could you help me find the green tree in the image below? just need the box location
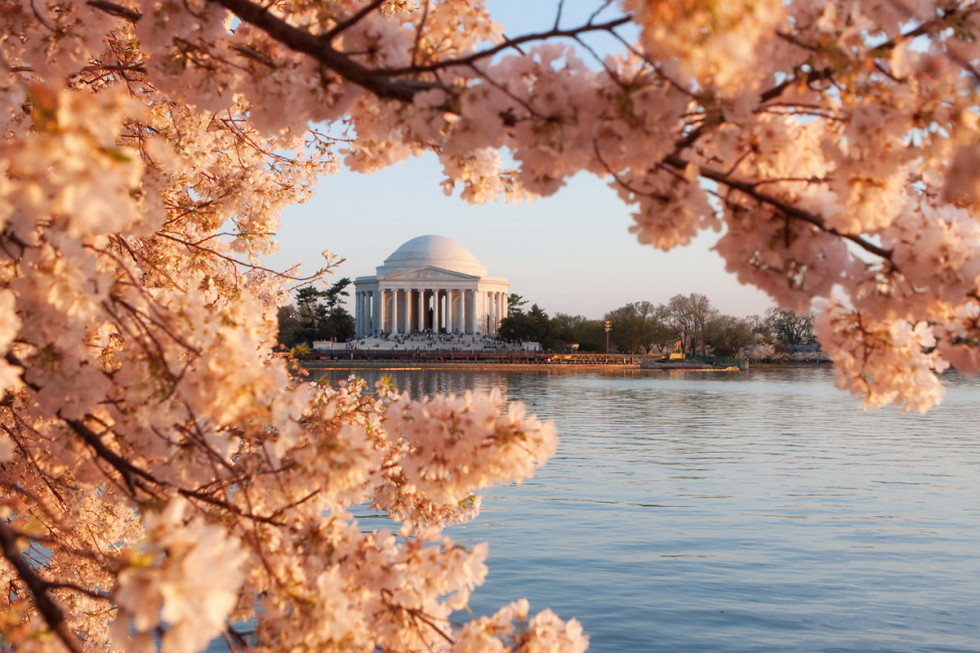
[604,301,673,354]
[295,286,328,344]
[322,308,356,343]
[526,304,550,342]
[543,314,606,352]
[574,319,607,353]
[507,293,528,317]
[497,313,530,341]
[320,278,355,342]
[283,279,355,346]
[545,313,584,350]
[499,303,549,343]
[322,277,352,311]
[277,304,302,347]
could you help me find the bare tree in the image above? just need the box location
[764,307,817,349]
[705,314,757,357]
[666,294,718,357]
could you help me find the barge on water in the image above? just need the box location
[639,359,744,372]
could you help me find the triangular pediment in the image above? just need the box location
[380,266,480,281]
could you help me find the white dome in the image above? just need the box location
[377,235,487,276]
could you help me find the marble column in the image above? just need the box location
[362,291,368,336]
[363,291,370,335]
[437,289,444,332]
[354,291,364,336]
[365,291,372,335]
[394,290,402,334]
[471,290,478,334]
[448,290,456,333]
[495,291,501,332]
[488,291,495,333]
[356,292,362,336]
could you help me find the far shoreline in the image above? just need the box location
[302,360,641,372]
[301,360,833,373]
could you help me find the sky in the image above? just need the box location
[267,154,775,320]
[263,1,777,320]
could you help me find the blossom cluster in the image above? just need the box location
[384,389,558,513]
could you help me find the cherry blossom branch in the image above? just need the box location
[72,404,300,526]
[1,423,68,509]
[759,66,834,103]
[410,0,431,69]
[406,606,455,645]
[377,585,455,645]
[178,486,288,526]
[222,624,251,651]
[45,580,111,601]
[664,154,894,261]
[208,0,432,102]
[105,292,202,363]
[322,0,387,42]
[78,405,302,527]
[60,414,158,496]
[9,515,109,574]
[155,230,333,283]
[605,31,699,99]
[878,1,978,55]
[0,521,85,653]
[207,0,630,102]
[62,407,296,528]
[377,16,633,76]
[756,103,845,121]
[86,0,141,22]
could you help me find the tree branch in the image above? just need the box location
[208,0,631,104]
[0,522,85,653]
[378,16,633,77]
[322,0,386,42]
[86,0,141,22]
[60,414,157,496]
[207,0,433,102]
[664,154,893,261]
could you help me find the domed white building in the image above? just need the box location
[353,235,510,337]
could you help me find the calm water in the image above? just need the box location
[325,367,980,652]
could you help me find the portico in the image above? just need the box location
[354,236,509,337]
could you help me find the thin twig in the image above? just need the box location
[323,0,387,42]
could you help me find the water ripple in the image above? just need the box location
[315,367,980,653]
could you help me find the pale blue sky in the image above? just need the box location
[268,153,774,320]
[265,1,776,320]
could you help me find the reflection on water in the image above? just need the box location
[314,368,512,400]
[321,367,980,652]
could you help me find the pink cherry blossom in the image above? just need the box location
[3,1,980,650]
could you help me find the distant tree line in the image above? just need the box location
[499,293,819,359]
[277,278,356,347]
[276,286,819,360]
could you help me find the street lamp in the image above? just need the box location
[604,320,611,354]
